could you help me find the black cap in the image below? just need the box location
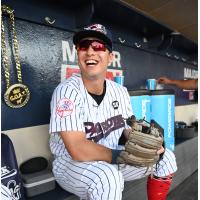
[73,23,113,52]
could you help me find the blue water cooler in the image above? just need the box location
[150,90,175,151]
[129,90,151,122]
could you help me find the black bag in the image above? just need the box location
[1,133,25,200]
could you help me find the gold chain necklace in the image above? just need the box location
[1,5,30,108]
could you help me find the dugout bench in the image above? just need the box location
[3,130,197,200]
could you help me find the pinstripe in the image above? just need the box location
[56,160,91,186]
[54,160,107,199]
[77,162,104,199]
[109,82,118,112]
[60,85,65,130]
[122,166,147,178]
[84,87,92,120]
[54,87,58,132]
[59,178,86,195]
[73,92,79,130]
[158,159,169,176]
[67,162,102,197]
[123,88,133,117]
[55,166,92,198]
[164,149,177,172]
[68,88,74,130]
[57,143,63,157]
[105,82,117,146]
[107,82,118,144]
[98,162,119,200]
[49,74,177,199]
[63,86,69,130]
[51,86,59,132]
[115,85,126,114]
[92,163,112,200]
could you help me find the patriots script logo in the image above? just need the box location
[84,115,125,143]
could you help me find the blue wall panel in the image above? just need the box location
[1,17,197,131]
[1,19,73,130]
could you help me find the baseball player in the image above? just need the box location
[49,23,177,200]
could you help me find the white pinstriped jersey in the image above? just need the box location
[49,73,133,160]
[49,74,177,199]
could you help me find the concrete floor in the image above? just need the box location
[167,170,198,200]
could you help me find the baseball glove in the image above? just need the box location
[117,116,164,167]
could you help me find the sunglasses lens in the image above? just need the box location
[78,40,90,51]
[91,41,106,51]
[77,40,106,51]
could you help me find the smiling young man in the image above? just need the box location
[49,23,177,200]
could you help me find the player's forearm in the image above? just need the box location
[71,139,112,162]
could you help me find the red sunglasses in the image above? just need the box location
[77,40,107,51]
